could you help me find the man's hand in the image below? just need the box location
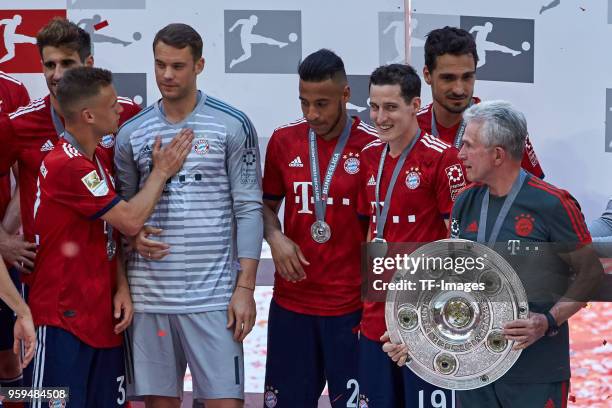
[503,312,548,350]
[226,286,256,342]
[151,128,194,178]
[13,313,36,368]
[113,283,134,334]
[381,331,410,367]
[132,225,170,260]
[0,234,36,273]
[267,231,309,282]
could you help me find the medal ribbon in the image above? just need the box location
[477,169,527,246]
[431,99,473,148]
[374,129,421,241]
[308,115,352,224]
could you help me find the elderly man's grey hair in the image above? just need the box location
[463,100,527,161]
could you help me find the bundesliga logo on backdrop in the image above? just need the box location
[347,75,372,124]
[224,10,302,73]
[112,73,147,107]
[0,10,66,73]
[378,12,535,83]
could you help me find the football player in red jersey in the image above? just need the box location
[29,67,191,407]
[0,71,32,402]
[0,18,141,280]
[417,26,544,178]
[262,49,377,407]
[357,64,463,407]
[0,19,142,393]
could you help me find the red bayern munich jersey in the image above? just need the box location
[357,132,466,341]
[0,95,139,283]
[29,140,121,348]
[416,98,545,178]
[263,116,377,316]
[0,72,30,220]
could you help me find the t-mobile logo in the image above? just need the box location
[293,181,313,214]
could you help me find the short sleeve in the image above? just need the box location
[118,99,142,125]
[357,153,373,218]
[262,132,285,201]
[47,157,120,219]
[548,190,592,247]
[435,147,466,218]
[14,83,30,109]
[0,114,19,175]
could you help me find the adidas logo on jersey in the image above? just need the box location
[367,175,376,186]
[40,139,54,152]
[140,144,152,157]
[289,156,304,168]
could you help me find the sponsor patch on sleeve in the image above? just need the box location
[445,164,467,201]
[81,170,109,197]
[240,148,258,184]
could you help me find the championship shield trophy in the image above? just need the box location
[385,239,529,390]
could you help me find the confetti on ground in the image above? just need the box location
[568,302,612,407]
[185,285,611,407]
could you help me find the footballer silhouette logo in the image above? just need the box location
[225,10,301,73]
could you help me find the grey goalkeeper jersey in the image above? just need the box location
[114,91,263,313]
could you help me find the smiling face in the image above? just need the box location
[424,53,476,115]
[299,78,349,138]
[369,83,420,145]
[41,45,92,97]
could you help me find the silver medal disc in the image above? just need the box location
[311,220,331,243]
[107,239,117,260]
[369,237,388,258]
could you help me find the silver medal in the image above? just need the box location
[311,220,331,243]
[369,236,388,258]
[106,239,116,260]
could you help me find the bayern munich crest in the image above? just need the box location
[405,171,420,190]
[49,398,67,408]
[405,167,422,190]
[264,386,278,407]
[194,138,210,155]
[514,213,535,237]
[100,134,115,148]
[343,155,360,174]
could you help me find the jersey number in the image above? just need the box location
[419,389,448,408]
[117,375,126,405]
[346,378,359,407]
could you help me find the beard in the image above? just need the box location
[438,94,472,114]
[313,101,345,138]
